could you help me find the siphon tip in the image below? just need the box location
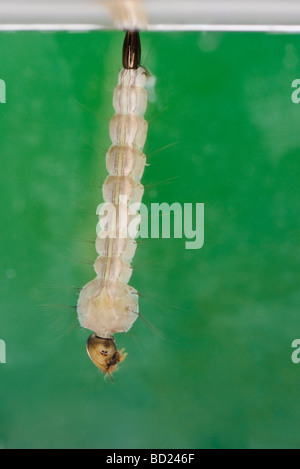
[122,31,141,70]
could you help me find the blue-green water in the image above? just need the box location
[0,31,300,449]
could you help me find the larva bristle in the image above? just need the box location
[147,141,179,159]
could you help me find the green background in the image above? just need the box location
[0,31,300,449]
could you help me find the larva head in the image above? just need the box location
[86,334,127,378]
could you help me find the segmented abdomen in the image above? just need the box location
[77,66,149,338]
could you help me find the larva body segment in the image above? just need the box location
[103,175,144,204]
[110,113,148,149]
[113,84,147,116]
[106,145,146,181]
[95,236,137,263]
[77,34,150,377]
[77,278,139,336]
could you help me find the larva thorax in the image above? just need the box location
[77,32,150,377]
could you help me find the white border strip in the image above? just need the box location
[1,24,300,33]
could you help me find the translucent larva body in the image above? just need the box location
[77,32,150,377]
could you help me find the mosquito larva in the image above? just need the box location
[77,31,151,378]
